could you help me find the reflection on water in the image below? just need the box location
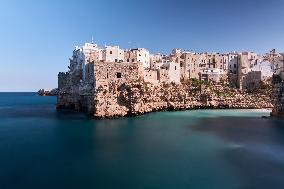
[0,93,284,189]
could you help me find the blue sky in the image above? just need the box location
[0,0,284,91]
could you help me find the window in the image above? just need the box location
[175,66,177,70]
[180,63,183,67]
[115,59,117,62]
[116,72,122,78]
[127,59,129,62]
[139,54,141,56]
[234,64,236,68]
[110,51,112,54]
[107,73,109,78]
[132,59,135,62]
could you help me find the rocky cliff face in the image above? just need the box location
[271,82,284,118]
[57,79,273,118]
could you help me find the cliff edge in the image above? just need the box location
[57,79,273,118]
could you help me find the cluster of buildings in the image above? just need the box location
[60,41,284,91]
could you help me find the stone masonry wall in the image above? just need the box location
[93,62,144,86]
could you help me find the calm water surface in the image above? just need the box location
[0,92,284,189]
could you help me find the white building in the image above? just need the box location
[158,61,181,83]
[200,68,225,82]
[124,48,150,68]
[228,53,238,74]
[251,61,274,81]
[101,45,124,63]
[73,43,100,81]
[150,54,162,69]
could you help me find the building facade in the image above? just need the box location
[101,46,124,63]
[124,48,150,68]
[60,41,280,92]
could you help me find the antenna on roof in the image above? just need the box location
[91,36,94,44]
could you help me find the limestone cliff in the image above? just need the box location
[57,79,273,118]
[271,80,284,118]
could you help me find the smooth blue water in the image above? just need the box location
[0,93,284,189]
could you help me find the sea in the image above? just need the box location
[0,92,284,189]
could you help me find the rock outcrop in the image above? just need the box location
[57,79,273,118]
[271,80,284,118]
[38,88,59,96]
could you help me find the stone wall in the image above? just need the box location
[93,62,144,86]
[143,70,159,84]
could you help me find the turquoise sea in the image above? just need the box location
[0,92,284,189]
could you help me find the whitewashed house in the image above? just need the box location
[250,61,274,81]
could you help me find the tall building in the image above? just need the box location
[124,48,150,68]
[72,43,100,81]
[101,46,124,63]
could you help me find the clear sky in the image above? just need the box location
[0,0,284,91]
